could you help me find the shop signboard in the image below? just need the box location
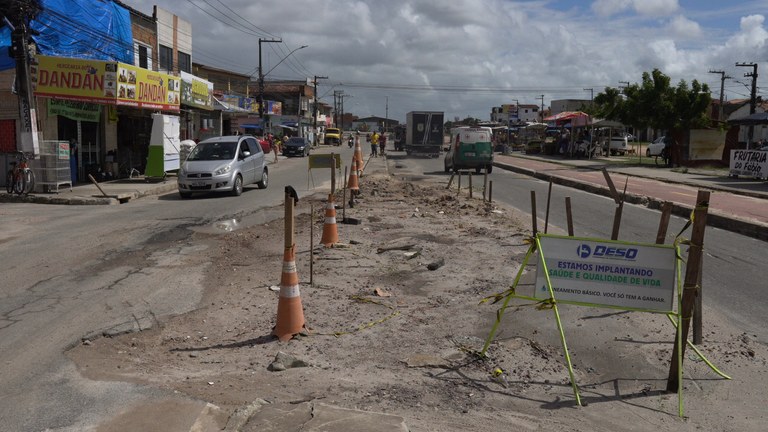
[32,55,180,112]
[32,55,116,104]
[180,71,213,110]
[534,235,677,313]
[729,149,767,179]
[47,99,102,122]
[115,63,180,111]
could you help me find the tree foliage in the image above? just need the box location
[591,69,711,132]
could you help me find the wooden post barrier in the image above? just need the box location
[544,180,553,234]
[468,172,473,198]
[530,191,538,235]
[330,153,336,193]
[565,196,574,236]
[483,170,488,201]
[666,190,710,393]
[655,202,673,244]
[489,181,493,203]
[342,166,348,221]
[446,171,456,189]
[309,202,314,286]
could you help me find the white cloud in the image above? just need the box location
[667,15,702,39]
[592,0,679,18]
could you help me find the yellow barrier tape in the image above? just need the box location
[310,295,400,337]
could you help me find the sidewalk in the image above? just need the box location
[494,152,768,241]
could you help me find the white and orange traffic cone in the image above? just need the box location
[320,193,338,247]
[273,244,306,341]
[348,158,360,194]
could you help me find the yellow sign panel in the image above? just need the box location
[115,63,180,111]
[32,55,115,104]
[32,55,180,112]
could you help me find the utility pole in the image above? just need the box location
[385,96,389,133]
[258,38,281,133]
[312,75,327,146]
[583,88,594,101]
[537,95,545,122]
[736,62,758,148]
[708,70,730,122]
[8,1,41,156]
[333,90,343,127]
[618,81,630,93]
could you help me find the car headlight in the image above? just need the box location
[179,165,187,176]
[214,165,232,176]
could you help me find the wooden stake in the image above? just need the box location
[88,174,109,197]
[611,203,623,241]
[468,172,473,198]
[446,171,455,189]
[342,166,348,221]
[655,202,673,244]
[284,190,295,248]
[565,196,574,236]
[666,190,710,392]
[309,202,314,286]
[489,181,493,203]
[530,190,538,235]
[694,265,703,345]
[330,153,336,193]
[544,180,553,234]
[457,172,462,194]
[483,170,488,201]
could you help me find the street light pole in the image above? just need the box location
[258,38,282,131]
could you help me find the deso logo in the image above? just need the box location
[577,244,638,260]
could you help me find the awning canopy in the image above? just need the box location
[727,111,768,125]
[544,111,590,123]
[239,123,262,129]
[213,97,250,113]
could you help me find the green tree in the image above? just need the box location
[593,68,711,132]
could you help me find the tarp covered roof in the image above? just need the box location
[727,111,768,125]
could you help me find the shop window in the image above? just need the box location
[178,51,191,73]
[159,44,173,72]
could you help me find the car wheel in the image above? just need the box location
[646,148,651,157]
[257,169,268,189]
[179,191,192,199]
[444,160,449,173]
[487,164,493,174]
[231,175,243,196]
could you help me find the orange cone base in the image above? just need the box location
[273,296,306,341]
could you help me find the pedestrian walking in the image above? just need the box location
[370,132,379,157]
[269,133,278,164]
[379,133,387,156]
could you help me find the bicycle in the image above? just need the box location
[6,151,35,195]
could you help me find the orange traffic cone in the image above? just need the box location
[347,158,360,194]
[273,244,306,341]
[320,193,338,246]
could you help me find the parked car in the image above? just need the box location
[646,136,670,157]
[177,135,268,198]
[282,136,310,157]
[603,134,628,156]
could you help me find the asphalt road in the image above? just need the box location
[387,152,767,346]
[0,147,351,431]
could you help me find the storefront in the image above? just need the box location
[32,55,180,180]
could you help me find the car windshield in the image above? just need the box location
[287,138,305,145]
[187,141,237,161]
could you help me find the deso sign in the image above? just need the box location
[535,235,677,312]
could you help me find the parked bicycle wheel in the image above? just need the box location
[13,172,25,194]
[22,169,35,194]
[5,170,14,194]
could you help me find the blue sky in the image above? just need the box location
[123,0,768,121]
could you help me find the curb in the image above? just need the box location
[494,161,768,242]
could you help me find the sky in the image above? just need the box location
[122,0,768,123]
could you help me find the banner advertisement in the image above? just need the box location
[180,71,213,110]
[48,99,102,122]
[220,94,259,113]
[32,55,115,104]
[729,149,767,179]
[535,235,677,313]
[115,63,180,111]
[267,101,282,115]
[32,55,180,112]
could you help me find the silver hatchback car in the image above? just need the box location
[177,135,268,198]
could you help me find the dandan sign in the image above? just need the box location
[535,234,677,313]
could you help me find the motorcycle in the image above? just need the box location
[348,136,354,148]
